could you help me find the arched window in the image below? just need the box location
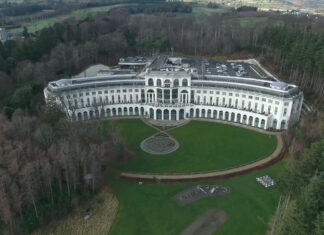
[157,79,162,87]
[165,79,171,88]
[272,119,277,129]
[182,79,188,87]
[280,120,286,129]
[148,78,154,86]
[174,79,179,87]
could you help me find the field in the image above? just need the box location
[108,158,284,235]
[10,3,137,33]
[192,6,232,16]
[108,119,277,174]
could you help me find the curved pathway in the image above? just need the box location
[120,120,285,183]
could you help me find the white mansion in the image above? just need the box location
[44,55,303,130]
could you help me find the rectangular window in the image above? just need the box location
[141,89,145,102]
[98,91,102,94]
[164,89,170,103]
[275,107,278,115]
[191,90,195,103]
[157,89,162,100]
[283,108,287,116]
[172,89,178,103]
[92,92,96,95]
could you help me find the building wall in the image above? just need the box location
[45,74,303,130]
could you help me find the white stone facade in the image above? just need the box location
[44,56,303,130]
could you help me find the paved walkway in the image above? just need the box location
[120,120,285,182]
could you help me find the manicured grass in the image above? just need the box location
[108,159,284,235]
[110,119,277,174]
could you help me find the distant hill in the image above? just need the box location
[189,0,324,14]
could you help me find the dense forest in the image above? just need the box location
[0,2,323,234]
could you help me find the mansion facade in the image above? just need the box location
[44,55,303,130]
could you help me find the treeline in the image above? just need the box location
[0,8,133,115]
[0,106,134,233]
[0,4,49,17]
[261,26,324,99]
[236,6,257,12]
[269,137,324,235]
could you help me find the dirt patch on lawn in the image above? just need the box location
[32,188,118,235]
[180,209,227,235]
[174,185,230,206]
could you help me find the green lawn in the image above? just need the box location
[108,159,284,235]
[192,6,232,16]
[109,119,277,174]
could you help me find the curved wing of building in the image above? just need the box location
[44,55,303,130]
